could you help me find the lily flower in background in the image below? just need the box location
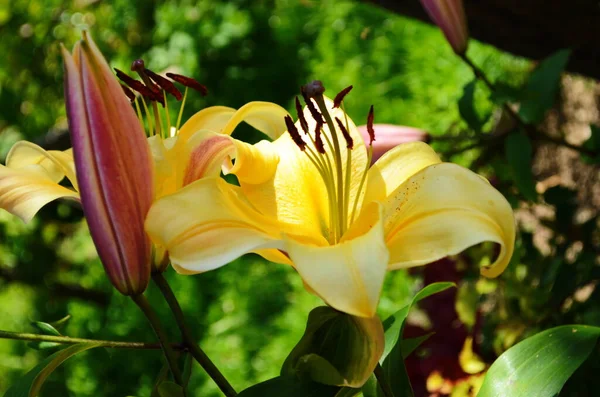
[420,0,469,54]
[62,32,154,295]
[357,123,430,163]
[145,81,515,319]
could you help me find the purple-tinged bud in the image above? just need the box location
[420,0,469,55]
[358,124,430,164]
[62,32,154,296]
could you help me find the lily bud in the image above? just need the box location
[358,124,430,163]
[282,307,384,387]
[62,32,153,295]
[420,0,469,55]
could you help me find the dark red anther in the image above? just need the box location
[301,86,324,124]
[166,73,208,96]
[335,117,353,149]
[115,69,164,106]
[314,122,325,154]
[295,96,309,134]
[120,84,136,102]
[284,115,306,151]
[367,105,375,145]
[302,80,325,98]
[130,59,145,72]
[144,68,183,101]
[333,85,353,108]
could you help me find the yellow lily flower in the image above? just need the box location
[146,82,515,318]
[0,103,288,225]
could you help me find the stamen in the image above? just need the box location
[367,105,375,145]
[115,68,164,106]
[166,73,208,96]
[295,96,309,134]
[314,122,325,154]
[300,85,324,124]
[284,116,306,151]
[335,117,353,149]
[333,85,353,108]
[120,84,136,103]
[145,68,183,100]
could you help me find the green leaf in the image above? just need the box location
[238,376,341,397]
[4,343,102,397]
[478,325,600,397]
[459,80,488,131]
[519,50,571,124]
[505,132,537,201]
[31,322,61,337]
[401,332,434,359]
[157,382,185,397]
[48,315,71,330]
[374,282,455,397]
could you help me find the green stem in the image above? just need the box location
[131,294,184,387]
[152,273,237,397]
[0,329,183,350]
[373,363,395,397]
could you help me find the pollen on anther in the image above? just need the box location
[120,84,136,103]
[300,87,324,124]
[295,96,309,134]
[166,73,208,96]
[284,115,306,151]
[335,117,353,149]
[314,122,326,154]
[115,68,163,105]
[145,68,183,100]
[333,86,353,108]
[367,105,375,145]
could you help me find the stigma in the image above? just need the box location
[288,81,375,244]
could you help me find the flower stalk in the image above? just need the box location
[152,273,237,397]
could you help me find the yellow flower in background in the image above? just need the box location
[146,82,515,318]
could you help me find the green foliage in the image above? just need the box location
[518,50,571,124]
[505,132,537,201]
[478,325,600,397]
[5,343,102,397]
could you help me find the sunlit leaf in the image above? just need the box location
[478,325,600,397]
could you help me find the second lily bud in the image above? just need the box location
[420,0,469,55]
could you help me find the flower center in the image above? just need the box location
[116,59,207,140]
[288,81,376,244]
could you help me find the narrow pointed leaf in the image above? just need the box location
[31,322,61,337]
[4,343,102,397]
[477,325,600,397]
[505,132,537,201]
[157,382,185,397]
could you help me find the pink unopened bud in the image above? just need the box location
[358,124,430,164]
[420,0,469,55]
[62,32,154,295]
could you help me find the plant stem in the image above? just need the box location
[459,53,599,158]
[0,329,184,350]
[131,294,184,387]
[152,272,237,397]
[374,363,395,397]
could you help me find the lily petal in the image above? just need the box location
[363,141,441,204]
[382,163,515,278]
[284,202,389,318]
[145,177,286,275]
[0,165,79,222]
[6,141,78,189]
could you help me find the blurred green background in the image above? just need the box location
[1,0,598,396]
